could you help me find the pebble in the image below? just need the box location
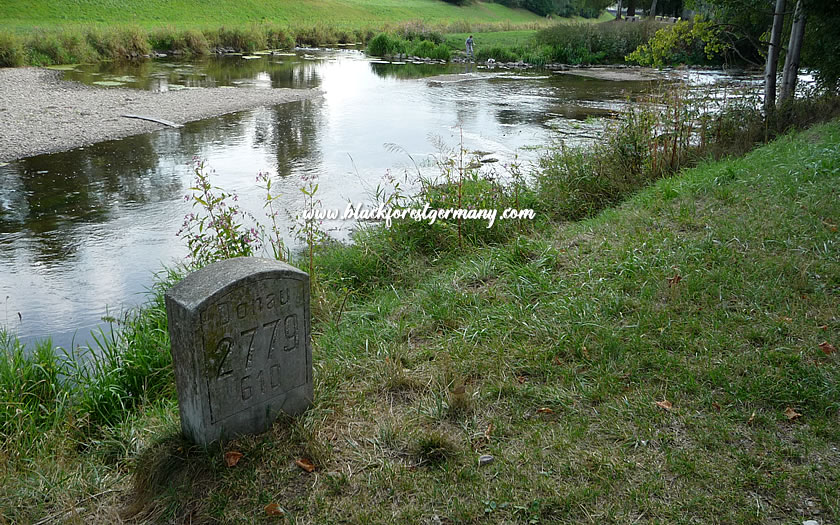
[0,67,320,163]
[478,454,495,466]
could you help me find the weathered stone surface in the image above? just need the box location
[165,257,312,445]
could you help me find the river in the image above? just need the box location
[0,48,761,350]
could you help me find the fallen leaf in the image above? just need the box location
[784,407,802,421]
[517,376,526,384]
[780,316,793,323]
[747,411,756,425]
[655,400,672,411]
[819,341,836,355]
[224,451,243,467]
[819,325,828,331]
[712,402,721,412]
[667,274,682,287]
[536,407,554,414]
[484,423,493,441]
[553,356,563,366]
[264,503,284,516]
[295,458,315,473]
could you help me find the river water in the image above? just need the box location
[0,48,760,350]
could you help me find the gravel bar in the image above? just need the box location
[0,67,322,163]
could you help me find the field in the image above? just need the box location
[0,0,544,32]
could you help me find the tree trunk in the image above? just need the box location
[616,0,623,19]
[764,0,786,113]
[649,0,657,18]
[779,0,806,104]
[628,0,636,17]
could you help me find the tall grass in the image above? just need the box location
[535,21,656,64]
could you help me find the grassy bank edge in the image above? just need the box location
[2,115,839,521]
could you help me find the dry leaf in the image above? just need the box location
[784,407,802,421]
[536,407,554,414]
[655,400,673,411]
[819,341,837,355]
[295,458,315,473]
[747,411,756,425]
[712,402,721,412]
[224,451,243,467]
[484,423,493,441]
[517,376,526,384]
[553,356,563,366]
[819,325,828,331]
[780,316,793,323]
[667,274,682,287]
[264,503,285,516]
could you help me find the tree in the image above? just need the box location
[779,0,805,103]
[763,0,786,112]
[649,0,658,17]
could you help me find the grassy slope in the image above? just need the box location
[0,0,543,31]
[6,121,838,523]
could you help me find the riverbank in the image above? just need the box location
[2,110,838,521]
[0,67,320,162]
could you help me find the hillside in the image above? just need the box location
[0,0,544,31]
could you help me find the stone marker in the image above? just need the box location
[165,257,312,445]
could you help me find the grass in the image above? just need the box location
[0,0,544,32]
[0,1,555,65]
[2,101,839,521]
[441,21,660,65]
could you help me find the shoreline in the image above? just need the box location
[0,67,322,163]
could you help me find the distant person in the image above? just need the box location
[466,35,474,58]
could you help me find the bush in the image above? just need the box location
[626,19,726,67]
[367,33,409,57]
[411,40,451,60]
[150,28,211,54]
[476,45,519,63]
[206,26,267,52]
[536,22,652,64]
[86,26,151,59]
[0,32,25,67]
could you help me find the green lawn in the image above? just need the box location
[0,0,543,31]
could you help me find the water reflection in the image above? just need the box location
[1,50,763,350]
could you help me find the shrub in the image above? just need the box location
[0,32,25,67]
[536,22,652,64]
[207,26,267,52]
[86,26,151,59]
[411,40,451,60]
[626,19,726,67]
[476,45,518,63]
[367,33,409,57]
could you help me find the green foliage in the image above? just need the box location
[0,31,25,66]
[367,32,409,56]
[410,39,451,60]
[206,26,267,53]
[177,160,264,268]
[536,21,651,64]
[626,18,726,67]
[0,332,68,446]
[149,27,211,54]
[476,44,520,62]
[492,0,611,17]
